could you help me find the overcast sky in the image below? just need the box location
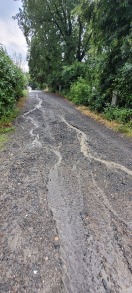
[0,0,28,71]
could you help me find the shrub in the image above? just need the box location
[61,62,87,91]
[115,62,132,108]
[70,78,91,105]
[0,46,25,116]
[104,106,132,123]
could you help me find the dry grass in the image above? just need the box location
[77,105,132,137]
[16,91,28,110]
[77,106,119,128]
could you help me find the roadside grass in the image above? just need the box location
[77,106,132,137]
[0,90,28,149]
[116,122,132,137]
[0,134,9,149]
[17,90,28,109]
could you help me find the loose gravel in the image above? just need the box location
[0,91,132,293]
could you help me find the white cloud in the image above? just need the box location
[0,18,28,71]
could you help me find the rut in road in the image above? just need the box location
[0,91,132,293]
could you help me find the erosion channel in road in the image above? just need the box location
[0,91,132,293]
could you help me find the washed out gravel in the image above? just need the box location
[0,91,132,293]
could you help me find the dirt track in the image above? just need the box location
[0,91,132,293]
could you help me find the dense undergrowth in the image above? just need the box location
[0,46,27,116]
[57,61,132,135]
[0,46,28,148]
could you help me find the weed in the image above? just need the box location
[77,105,132,137]
[104,106,132,123]
[116,122,132,136]
[0,92,28,149]
[0,134,8,149]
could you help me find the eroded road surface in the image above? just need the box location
[0,91,132,293]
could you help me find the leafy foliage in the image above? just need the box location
[104,107,132,123]
[15,0,92,89]
[0,46,25,116]
[61,62,87,91]
[89,0,132,109]
[15,0,132,124]
[70,78,90,105]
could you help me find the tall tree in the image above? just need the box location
[15,0,92,86]
[82,0,132,107]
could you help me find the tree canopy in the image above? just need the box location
[15,0,132,119]
[15,0,93,84]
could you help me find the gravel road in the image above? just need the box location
[0,91,132,293]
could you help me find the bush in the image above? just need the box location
[0,46,25,116]
[61,62,87,91]
[104,106,132,123]
[115,62,132,108]
[69,78,91,105]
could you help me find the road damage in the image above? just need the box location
[0,91,132,292]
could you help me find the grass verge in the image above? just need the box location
[0,90,28,149]
[77,106,132,137]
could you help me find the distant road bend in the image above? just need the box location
[0,90,132,293]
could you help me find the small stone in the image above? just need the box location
[54,236,59,241]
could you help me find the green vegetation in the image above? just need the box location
[0,46,28,148]
[116,122,132,136]
[103,107,132,123]
[0,134,8,149]
[0,46,26,116]
[15,0,132,131]
[0,93,28,149]
[69,78,90,106]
